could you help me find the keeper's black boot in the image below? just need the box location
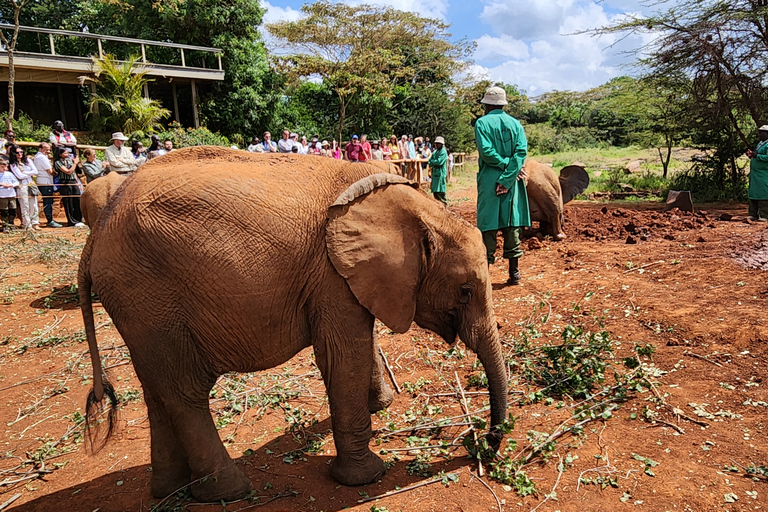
[507,258,520,286]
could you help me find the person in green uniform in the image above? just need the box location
[428,136,448,204]
[746,125,768,222]
[475,86,530,285]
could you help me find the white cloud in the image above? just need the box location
[261,1,302,25]
[472,0,654,93]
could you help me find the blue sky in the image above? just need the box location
[261,0,660,95]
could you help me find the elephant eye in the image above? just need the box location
[459,285,472,304]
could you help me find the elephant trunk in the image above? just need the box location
[466,323,508,452]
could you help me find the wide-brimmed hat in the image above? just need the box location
[481,86,508,106]
[434,136,445,144]
[111,132,129,141]
[322,140,330,147]
[759,125,768,132]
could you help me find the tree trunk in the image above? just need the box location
[337,93,347,146]
[663,134,673,179]
[6,49,15,132]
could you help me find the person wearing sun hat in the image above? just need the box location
[475,86,530,285]
[105,132,140,175]
[746,125,768,221]
[428,136,448,205]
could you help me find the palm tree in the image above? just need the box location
[82,54,170,136]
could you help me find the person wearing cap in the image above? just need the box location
[746,125,768,221]
[49,120,77,150]
[427,136,448,204]
[475,86,530,285]
[105,132,140,175]
[345,135,363,162]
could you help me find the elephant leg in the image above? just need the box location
[313,306,386,486]
[369,329,394,413]
[144,389,192,498]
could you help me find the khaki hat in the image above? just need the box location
[434,136,445,144]
[481,86,508,106]
[111,132,129,141]
[759,125,768,132]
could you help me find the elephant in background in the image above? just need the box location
[79,148,508,502]
[80,172,126,227]
[525,159,590,239]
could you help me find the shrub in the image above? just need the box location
[0,111,51,142]
[154,122,230,148]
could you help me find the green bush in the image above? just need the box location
[667,165,748,203]
[526,123,604,154]
[154,122,230,148]
[0,111,51,142]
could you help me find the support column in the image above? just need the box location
[89,83,99,115]
[190,79,199,129]
[143,83,149,99]
[171,82,180,123]
[56,85,67,125]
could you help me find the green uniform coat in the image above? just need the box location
[428,147,447,194]
[749,140,768,200]
[474,109,530,231]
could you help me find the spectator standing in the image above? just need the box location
[389,135,399,159]
[332,140,341,159]
[82,148,109,183]
[446,148,454,184]
[298,136,310,154]
[8,145,40,230]
[262,132,277,152]
[54,147,86,227]
[105,132,139,175]
[746,125,768,221]
[398,135,409,161]
[247,136,263,153]
[147,135,164,160]
[381,139,392,160]
[371,140,383,160]
[425,136,433,151]
[475,86,529,285]
[407,134,417,160]
[278,130,293,153]
[0,159,19,232]
[428,136,448,205]
[49,120,77,150]
[33,143,61,228]
[345,135,362,161]
[360,135,372,161]
[0,130,15,155]
[132,141,147,166]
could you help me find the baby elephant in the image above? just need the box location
[525,159,589,239]
[80,147,508,502]
[79,172,126,227]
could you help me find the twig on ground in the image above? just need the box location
[529,455,564,512]
[357,472,459,503]
[623,260,665,274]
[0,494,21,511]
[379,346,401,394]
[470,470,501,512]
[646,420,685,434]
[455,371,483,476]
[683,351,723,367]
[644,377,709,427]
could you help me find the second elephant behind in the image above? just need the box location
[525,159,589,239]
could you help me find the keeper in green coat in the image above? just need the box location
[428,136,448,204]
[474,86,530,285]
[746,125,768,221]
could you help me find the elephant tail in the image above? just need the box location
[78,240,118,453]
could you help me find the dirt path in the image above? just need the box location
[1,201,767,512]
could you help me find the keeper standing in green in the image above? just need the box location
[428,136,448,205]
[474,86,530,285]
[746,125,768,222]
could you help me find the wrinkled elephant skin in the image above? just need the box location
[79,147,508,502]
[525,159,589,239]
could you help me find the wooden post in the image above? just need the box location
[180,48,185,67]
[141,43,146,63]
[97,39,103,58]
[218,53,222,71]
[143,83,149,99]
[89,83,99,115]
[171,82,180,123]
[190,79,199,128]
[48,33,55,55]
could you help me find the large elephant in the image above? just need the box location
[525,159,589,239]
[79,147,508,502]
[80,172,126,227]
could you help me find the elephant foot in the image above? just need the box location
[368,382,394,413]
[190,463,252,503]
[331,450,386,486]
[151,468,191,499]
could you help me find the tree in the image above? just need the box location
[83,54,170,136]
[267,0,471,143]
[0,0,32,130]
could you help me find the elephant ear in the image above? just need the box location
[326,173,427,333]
[559,165,590,204]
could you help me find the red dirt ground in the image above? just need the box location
[1,199,767,512]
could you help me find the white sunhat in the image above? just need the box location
[759,125,768,132]
[480,86,508,106]
[111,132,129,141]
[434,136,445,144]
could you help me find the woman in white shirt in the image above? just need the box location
[0,159,19,232]
[8,145,40,230]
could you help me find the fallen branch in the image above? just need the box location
[455,371,483,476]
[379,346,401,394]
[529,455,564,512]
[0,494,21,511]
[623,260,665,274]
[683,351,723,368]
[357,472,459,503]
[644,377,709,427]
[646,420,685,434]
[470,471,501,512]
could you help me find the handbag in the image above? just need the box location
[28,183,40,196]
